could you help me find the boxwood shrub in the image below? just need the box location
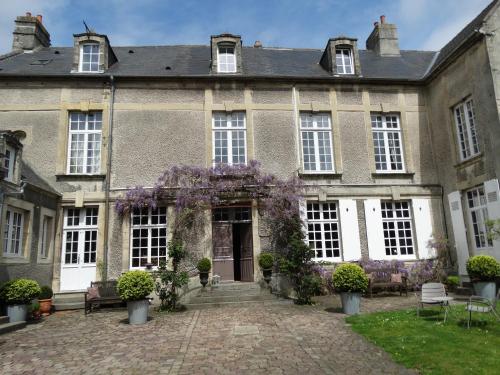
[258,252,274,269]
[197,258,211,273]
[39,285,53,300]
[332,264,369,293]
[2,279,41,305]
[117,271,154,301]
[466,255,500,281]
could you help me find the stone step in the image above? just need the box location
[210,282,262,292]
[455,286,473,296]
[53,292,85,305]
[0,316,9,324]
[185,299,288,310]
[54,301,85,311]
[189,292,276,304]
[196,289,265,298]
[0,321,26,335]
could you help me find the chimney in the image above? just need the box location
[366,15,400,56]
[12,12,51,52]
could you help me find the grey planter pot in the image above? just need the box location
[340,292,362,315]
[127,300,149,325]
[7,304,28,322]
[473,281,497,306]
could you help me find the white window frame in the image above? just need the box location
[217,45,237,73]
[335,47,354,74]
[3,206,24,257]
[78,43,101,73]
[3,144,15,182]
[62,207,98,265]
[371,113,405,173]
[306,202,342,262]
[67,111,102,175]
[212,112,247,166]
[130,207,168,269]
[381,201,415,259]
[466,186,492,250]
[300,113,334,173]
[454,98,480,161]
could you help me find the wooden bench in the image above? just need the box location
[365,269,408,298]
[84,281,123,315]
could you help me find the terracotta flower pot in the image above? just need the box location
[38,298,52,316]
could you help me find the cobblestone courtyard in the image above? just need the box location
[1,295,418,374]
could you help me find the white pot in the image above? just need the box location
[7,304,28,322]
[127,300,149,325]
[340,292,362,315]
[473,281,497,307]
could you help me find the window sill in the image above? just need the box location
[0,257,30,265]
[454,153,483,169]
[298,172,342,179]
[56,174,106,181]
[372,172,415,178]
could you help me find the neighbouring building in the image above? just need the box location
[0,2,499,294]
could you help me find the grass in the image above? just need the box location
[346,305,500,375]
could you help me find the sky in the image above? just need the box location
[0,0,493,54]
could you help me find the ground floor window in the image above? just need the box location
[63,207,98,265]
[3,206,24,256]
[381,201,414,257]
[466,186,492,250]
[306,202,341,261]
[130,207,167,268]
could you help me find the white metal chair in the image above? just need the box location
[416,282,447,317]
[465,289,500,329]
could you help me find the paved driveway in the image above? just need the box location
[0,296,417,375]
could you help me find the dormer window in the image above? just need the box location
[217,45,237,73]
[335,47,354,74]
[79,43,100,73]
[3,144,15,182]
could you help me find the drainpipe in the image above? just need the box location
[102,75,115,281]
[292,85,300,169]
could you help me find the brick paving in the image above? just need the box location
[0,295,419,374]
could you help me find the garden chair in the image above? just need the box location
[416,282,447,317]
[465,289,500,329]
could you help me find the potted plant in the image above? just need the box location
[466,255,500,303]
[38,285,53,316]
[197,258,211,287]
[444,275,459,293]
[332,264,369,315]
[29,302,42,321]
[258,252,274,284]
[117,270,154,325]
[1,279,41,322]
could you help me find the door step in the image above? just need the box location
[53,292,86,311]
[0,320,26,335]
[0,316,8,324]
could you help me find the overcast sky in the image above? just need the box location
[0,0,493,54]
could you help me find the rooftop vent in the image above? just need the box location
[30,59,52,65]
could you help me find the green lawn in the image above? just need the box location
[346,305,500,375]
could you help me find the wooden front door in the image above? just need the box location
[212,223,234,281]
[238,224,254,282]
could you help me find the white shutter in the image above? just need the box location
[364,199,385,260]
[298,198,308,237]
[412,199,434,259]
[448,191,469,276]
[484,179,500,258]
[339,199,361,261]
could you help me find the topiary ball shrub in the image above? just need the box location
[466,255,500,281]
[39,285,53,300]
[3,279,42,305]
[258,252,274,269]
[197,258,211,273]
[117,270,154,302]
[446,275,460,287]
[332,264,369,293]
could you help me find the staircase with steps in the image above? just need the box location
[185,282,282,309]
[53,291,86,311]
[0,315,26,335]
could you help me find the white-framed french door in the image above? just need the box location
[60,207,98,291]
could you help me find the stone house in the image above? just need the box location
[0,2,499,294]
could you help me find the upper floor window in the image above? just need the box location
[217,46,236,73]
[371,113,405,172]
[466,187,492,250]
[335,47,354,74]
[3,206,24,257]
[454,98,479,160]
[381,201,414,258]
[67,112,102,175]
[3,144,15,182]
[212,112,246,166]
[79,44,100,73]
[130,207,167,269]
[300,113,334,172]
[306,202,342,261]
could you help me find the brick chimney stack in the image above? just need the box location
[12,12,51,52]
[366,15,400,56]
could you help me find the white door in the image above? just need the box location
[60,208,98,291]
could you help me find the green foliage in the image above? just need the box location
[445,276,459,287]
[332,264,369,293]
[258,252,274,269]
[197,257,211,273]
[154,240,189,311]
[117,271,154,302]
[486,219,500,241]
[466,255,500,281]
[39,285,53,299]
[1,279,41,305]
[347,306,500,374]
